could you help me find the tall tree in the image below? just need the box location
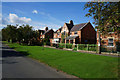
[23,24,34,45]
[84,2,120,33]
[3,25,17,42]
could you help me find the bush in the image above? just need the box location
[116,41,120,52]
[73,47,77,51]
[78,44,87,50]
[88,44,97,51]
[59,43,65,49]
[66,43,73,49]
[78,44,97,51]
[101,46,108,52]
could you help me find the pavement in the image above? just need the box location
[1,42,79,80]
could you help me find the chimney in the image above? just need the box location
[45,27,48,32]
[69,20,74,26]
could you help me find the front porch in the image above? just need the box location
[65,35,79,44]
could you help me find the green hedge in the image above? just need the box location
[57,43,97,51]
[78,44,97,51]
[78,44,87,50]
[59,43,65,49]
[66,43,73,49]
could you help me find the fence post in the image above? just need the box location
[77,44,78,51]
[87,44,89,51]
[72,44,74,50]
[65,43,66,48]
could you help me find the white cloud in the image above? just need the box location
[40,27,46,30]
[32,10,38,14]
[1,13,62,31]
[9,13,31,24]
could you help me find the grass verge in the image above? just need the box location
[3,41,119,78]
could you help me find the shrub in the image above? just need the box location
[59,43,65,49]
[88,44,97,51]
[66,43,73,49]
[78,44,87,50]
[73,47,77,51]
[116,41,120,52]
[78,44,97,51]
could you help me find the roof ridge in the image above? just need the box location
[74,23,87,26]
[79,22,90,30]
[70,22,91,32]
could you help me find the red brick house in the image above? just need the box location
[60,20,74,43]
[39,27,54,44]
[52,20,96,44]
[41,29,54,39]
[61,20,74,36]
[66,21,96,44]
[52,20,74,43]
[39,30,45,39]
[97,30,120,52]
[52,27,62,43]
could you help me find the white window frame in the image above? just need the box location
[107,37,114,47]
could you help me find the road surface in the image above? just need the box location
[1,43,78,79]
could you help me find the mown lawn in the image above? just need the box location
[4,41,119,79]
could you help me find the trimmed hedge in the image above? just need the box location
[78,44,97,51]
[59,43,65,49]
[66,43,73,49]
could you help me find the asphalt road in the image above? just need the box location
[1,43,78,79]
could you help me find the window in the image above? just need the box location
[108,38,114,46]
[74,32,77,35]
[58,33,59,37]
[64,31,65,35]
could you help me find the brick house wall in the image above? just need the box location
[81,23,96,44]
[70,22,96,44]
[45,29,54,39]
[54,33,58,38]
[61,23,69,33]
[97,31,120,46]
[70,31,81,44]
[60,23,71,43]
[53,27,62,39]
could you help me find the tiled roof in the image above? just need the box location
[55,27,62,33]
[43,29,54,35]
[70,22,88,32]
[38,30,45,34]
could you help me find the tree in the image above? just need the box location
[61,32,68,43]
[21,24,33,45]
[84,2,120,33]
[84,2,120,54]
[2,25,17,42]
[17,25,24,44]
[2,24,35,45]
[2,28,9,41]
